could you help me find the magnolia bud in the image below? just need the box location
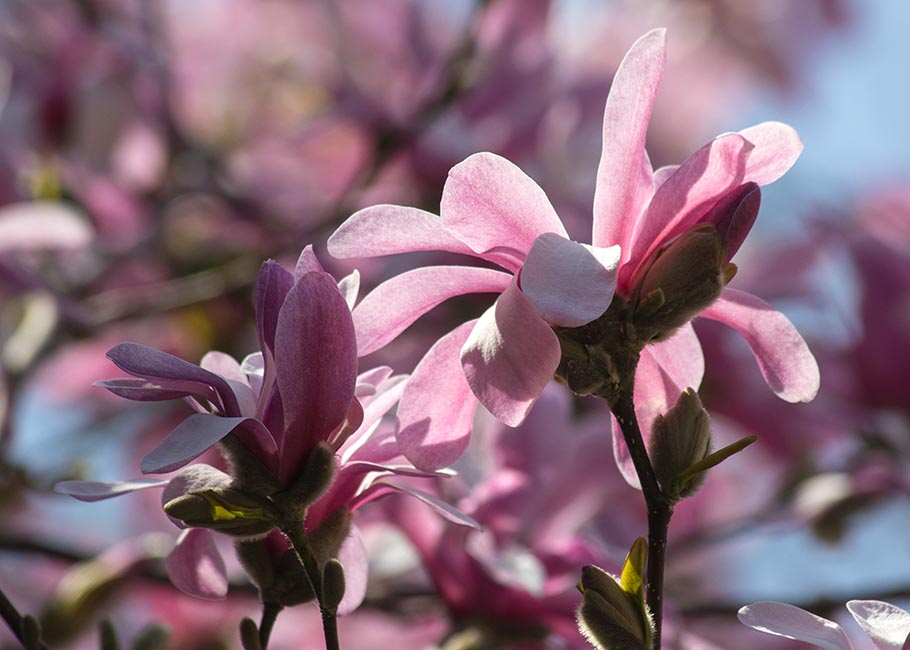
[649,389,712,503]
[275,442,337,517]
[239,618,262,650]
[322,558,346,614]
[632,224,730,342]
[163,488,277,538]
[577,564,652,650]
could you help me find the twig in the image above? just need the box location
[0,585,48,650]
[280,523,340,650]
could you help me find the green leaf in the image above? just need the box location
[676,435,757,488]
[620,537,646,597]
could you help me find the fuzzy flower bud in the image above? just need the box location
[632,223,733,342]
[649,388,712,503]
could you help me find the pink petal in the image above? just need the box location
[592,28,665,249]
[95,378,207,402]
[738,602,852,650]
[699,182,761,263]
[275,272,358,483]
[164,529,228,600]
[647,323,704,392]
[140,414,276,474]
[335,525,368,616]
[353,266,512,356]
[397,322,479,470]
[738,122,804,186]
[254,260,294,363]
[623,133,752,287]
[846,600,910,650]
[0,201,92,251]
[55,479,167,502]
[294,244,324,279]
[441,152,567,272]
[700,289,820,403]
[520,233,620,327]
[353,481,480,529]
[461,279,561,427]
[327,204,478,259]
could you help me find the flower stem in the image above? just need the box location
[612,390,673,649]
[0,586,47,650]
[258,601,283,649]
[280,523,340,650]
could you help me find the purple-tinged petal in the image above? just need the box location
[653,164,679,189]
[95,378,201,402]
[328,204,479,259]
[336,525,367,616]
[352,480,480,529]
[461,280,561,427]
[164,528,227,600]
[327,398,364,451]
[353,265,511,357]
[294,244,324,279]
[520,233,620,327]
[738,602,852,650]
[846,600,910,650]
[700,289,820,403]
[55,479,167,502]
[697,182,761,263]
[338,269,360,310]
[275,272,357,483]
[0,201,92,251]
[355,366,394,397]
[141,414,275,474]
[254,260,294,364]
[592,28,665,249]
[107,343,241,416]
[398,322,479,470]
[200,351,257,415]
[623,133,752,288]
[738,122,804,186]
[647,323,704,392]
[441,152,567,271]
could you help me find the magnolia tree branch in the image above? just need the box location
[611,390,673,649]
[0,585,48,650]
[258,601,283,649]
[281,523,341,650]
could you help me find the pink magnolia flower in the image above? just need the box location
[328,29,819,478]
[56,249,474,610]
[739,600,910,650]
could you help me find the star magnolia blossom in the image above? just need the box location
[739,600,910,650]
[57,248,474,608]
[328,28,820,478]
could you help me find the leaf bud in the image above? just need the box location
[163,488,277,538]
[649,389,712,503]
[239,618,262,650]
[322,558,346,614]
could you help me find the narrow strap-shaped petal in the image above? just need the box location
[461,279,561,427]
[441,152,567,272]
[335,525,368,616]
[700,289,820,403]
[353,265,512,356]
[55,478,167,502]
[738,602,853,650]
[140,414,276,474]
[738,121,804,186]
[846,600,910,650]
[275,271,357,483]
[107,343,241,416]
[95,378,207,402]
[697,182,761,264]
[592,28,665,249]
[351,480,480,529]
[328,204,479,259]
[338,269,360,309]
[164,528,228,600]
[398,321,479,470]
[622,133,752,289]
[520,233,620,327]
